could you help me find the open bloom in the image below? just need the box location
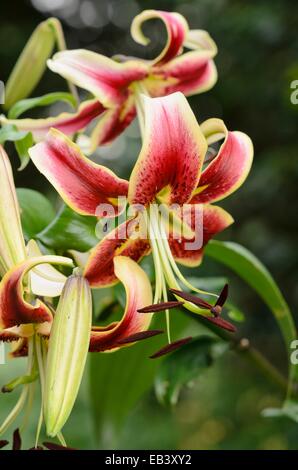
[0,144,156,440]
[0,145,73,357]
[29,92,253,338]
[3,10,217,154]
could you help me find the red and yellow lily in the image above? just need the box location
[0,145,74,357]
[0,145,156,439]
[29,91,253,339]
[3,10,217,154]
[0,145,154,356]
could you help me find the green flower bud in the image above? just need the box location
[4,18,62,110]
[44,270,92,437]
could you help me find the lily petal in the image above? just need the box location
[1,99,104,142]
[84,220,150,287]
[86,93,136,153]
[27,240,67,297]
[0,255,72,329]
[168,204,234,267]
[0,146,26,276]
[29,128,129,216]
[89,256,153,352]
[184,29,218,52]
[10,338,29,358]
[128,93,207,206]
[147,29,217,97]
[47,50,148,107]
[191,119,254,204]
[131,10,188,65]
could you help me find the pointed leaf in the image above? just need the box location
[16,188,55,240]
[205,240,297,408]
[8,92,77,119]
[155,336,228,406]
[37,204,98,252]
[14,132,34,170]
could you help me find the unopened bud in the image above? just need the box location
[44,271,92,437]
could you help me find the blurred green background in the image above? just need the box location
[0,0,298,450]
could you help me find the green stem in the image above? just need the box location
[0,337,34,435]
[235,340,288,394]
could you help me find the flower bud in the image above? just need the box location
[44,270,92,437]
[0,146,26,276]
[4,19,60,110]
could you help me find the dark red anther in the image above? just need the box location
[12,429,21,451]
[170,288,212,310]
[0,440,9,449]
[202,315,236,333]
[149,336,192,359]
[43,442,76,450]
[138,301,184,313]
[116,329,164,345]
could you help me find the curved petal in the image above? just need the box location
[85,93,136,154]
[0,255,72,329]
[84,219,150,287]
[168,204,233,267]
[27,240,67,297]
[184,29,218,53]
[0,322,51,342]
[1,99,105,142]
[147,58,217,98]
[48,50,148,107]
[131,10,189,65]
[148,30,217,97]
[10,338,29,358]
[0,146,26,276]
[128,93,207,206]
[29,128,129,216]
[190,119,254,204]
[89,256,152,352]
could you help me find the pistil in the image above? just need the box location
[147,204,219,343]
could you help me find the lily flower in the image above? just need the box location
[0,145,73,356]
[0,144,157,440]
[3,10,217,154]
[29,91,253,340]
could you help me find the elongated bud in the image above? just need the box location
[4,19,61,110]
[0,146,26,276]
[44,270,92,437]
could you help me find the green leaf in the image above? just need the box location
[14,132,34,170]
[37,204,98,252]
[0,124,28,144]
[186,276,228,293]
[8,92,77,119]
[16,188,55,239]
[89,311,193,445]
[205,240,297,404]
[154,336,228,407]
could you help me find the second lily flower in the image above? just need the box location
[29,91,253,339]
